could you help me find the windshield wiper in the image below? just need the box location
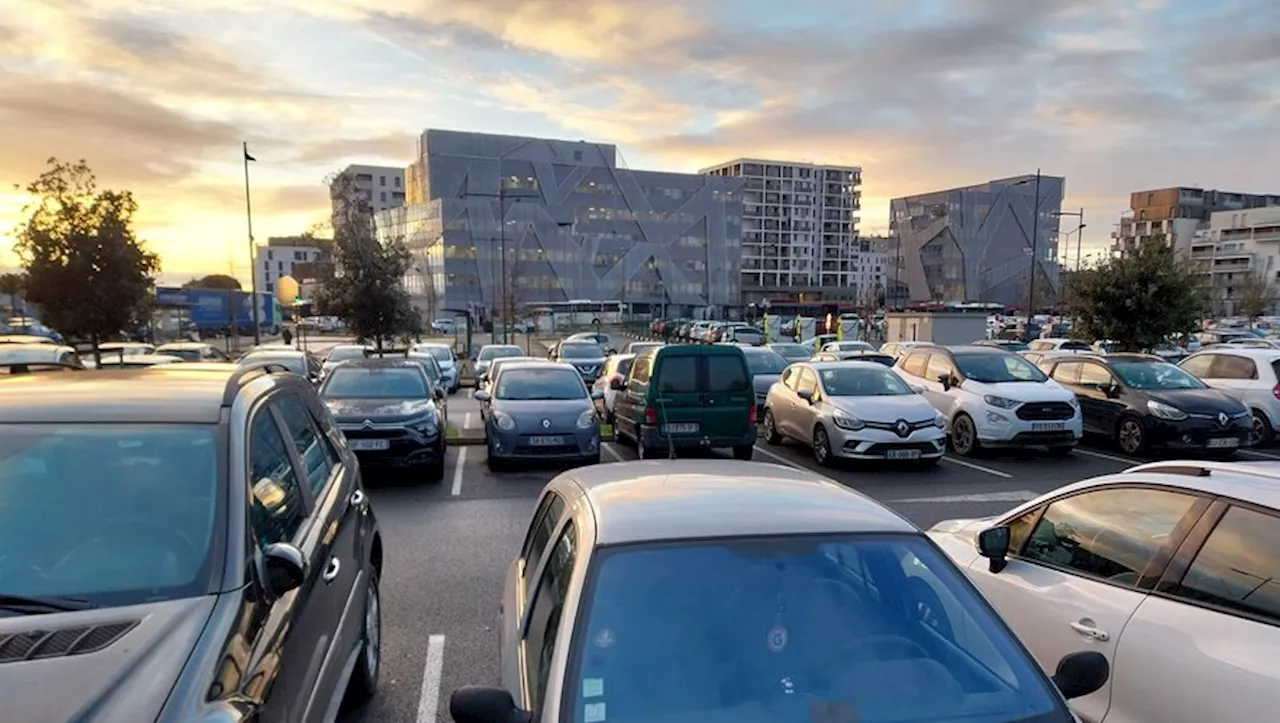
[0,593,96,614]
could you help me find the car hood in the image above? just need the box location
[752,373,780,397]
[968,378,1076,402]
[1147,388,1249,417]
[0,596,216,723]
[492,398,594,432]
[324,397,437,423]
[826,394,938,422]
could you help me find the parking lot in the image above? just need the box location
[341,386,1280,723]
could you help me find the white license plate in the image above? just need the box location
[528,436,565,446]
[886,449,922,460]
[1207,437,1240,449]
[349,439,389,451]
[662,422,699,435]
[1031,422,1066,432]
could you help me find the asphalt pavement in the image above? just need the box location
[335,381,1280,723]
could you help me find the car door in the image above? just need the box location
[968,485,1209,723]
[649,351,703,439]
[1049,361,1096,432]
[702,350,754,442]
[1102,501,1280,723]
[785,367,820,440]
[614,355,650,442]
[1076,361,1124,435]
[768,366,800,437]
[501,490,569,695]
[516,520,580,714]
[920,352,955,412]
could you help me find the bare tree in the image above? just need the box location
[1234,270,1277,326]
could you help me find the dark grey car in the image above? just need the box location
[0,363,384,722]
[550,340,607,383]
[741,346,789,420]
[474,362,604,471]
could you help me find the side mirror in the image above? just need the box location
[609,377,625,391]
[938,373,951,391]
[474,390,491,402]
[909,384,925,394]
[1052,651,1110,700]
[260,542,307,597]
[797,389,814,404]
[590,390,605,400]
[451,686,531,723]
[1104,383,1121,399]
[435,387,445,400]
[977,526,1011,574]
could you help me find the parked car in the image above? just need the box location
[818,340,877,356]
[623,341,663,355]
[548,340,607,384]
[1028,338,1094,353]
[739,345,788,420]
[972,339,1029,352]
[0,342,83,374]
[93,353,185,370]
[813,350,897,367]
[474,344,525,380]
[612,344,756,460]
[591,353,636,424]
[1179,346,1280,445]
[432,318,456,334]
[0,363,383,722]
[154,342,231,363]
[449,460,1109,723]
[237,348,322,383]
[717,323,765,345]
[474,361,603,471]
[410,342,460,393]
[929,459,1280,723]
[321,344,371,380]
[766,342,812,363]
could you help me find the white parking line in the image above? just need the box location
[1074,448,1141,464]
[1239,449,1280,460]
[940,456,1013,478]
[753,444,810,471]
[463,412,472,430]
[416,634,446,723]
[451,447,467,496]
[602,443,625,462]
[466,388,473,399]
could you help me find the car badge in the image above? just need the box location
[362,419,374,429]
[1218,412,1229,426]
[895,420,910,437]
[542,419,551,428]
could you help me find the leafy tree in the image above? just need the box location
[1067,244,1206,352]
[0,273,24,319]
[13,159,159,364]
[185,273,241,290]
[1232,270,1276,326]
[314,172,417,351]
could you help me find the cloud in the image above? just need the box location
[294,132,418,166]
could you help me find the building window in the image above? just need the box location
[265,282,273,291]
[267,250,273,260]
[394,176,401,188]
[379,176,386,187]
[574,150,583,161]
[380,191,387,202]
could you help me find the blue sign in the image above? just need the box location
[157,287,276,329]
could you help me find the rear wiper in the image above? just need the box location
[0,593,97,614]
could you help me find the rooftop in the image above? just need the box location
[1083,461,1280,511]
[0,365,241,424]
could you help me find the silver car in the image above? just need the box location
[410,343,460,393]
[321,344,369,379]
[474,344,525,380]
[474,361,603,471]
[740,346,788,420]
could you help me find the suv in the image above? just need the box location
[0,363,383,721]
[896,345,1082,456]
[612,344,757,460]
[1179,346,1280,445]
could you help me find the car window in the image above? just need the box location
[1005,506,1045,555]
[743,350,787,375]
[1050,362,1080,385]
[1209,354,1257,380]
[248,410,307,548]
[326,346,368,363]
[656,355,699,394]
[706,354,750,393]
[1021,488,1200,587]
[615,357,635,377]
[275,394,337,497]
[496,368,587,400]
[1178,354,1214,378]
[322,367,428,399]
[524,522,577,711]
[1077,362,1113,386]
[795,368,818,396]
[779,366,796,388]
[900,352,928,378]
[1172,506,1280,624]
[522,493,567,596]
[924,353,954,381]
[954,352,1046,383]
[630,357,651,383]
[1111,360,1204,390]
[566,535,1069,723]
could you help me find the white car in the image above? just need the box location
[410,342,460,393]
[431,318,456,334]
[590,353,636,423]
[320,344,370,380]
[896,344,1082,456]
[929,459,1280,723]
[1179,346,1280,445]
[762,361,947,465]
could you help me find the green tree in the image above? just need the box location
[314,171,416,350]
[185,273,241,290]
[1067,244,1206,352]
[13,159,159,364]
[0,273,24,320]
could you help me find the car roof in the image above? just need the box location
[0,335,54,344]
[98,341,151,349]
[242,348,306,357]
[808,359,894,371]
[0,365,248,423]
[329,357,419,369]
[156,342,215,350]
[943,345,1004,354]
[566,460,916,545]
[1045,461,1280,511]
[1190,346,1280,358]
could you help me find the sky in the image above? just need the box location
[1,0,1278,286]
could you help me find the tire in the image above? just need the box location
[763,410,783,445]
[1046,445,1075,457]
[733,444,754,461]
[950,414,981,457]
[813,425,835,467]
[346,570,382,705]
[1251,409,1274,447]
[1115,416,1146,456]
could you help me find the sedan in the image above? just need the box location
[321,344,370,380]
[764,361,947,466]
[739,346,788,420]
[449,460,1108,723]
[549,341,607,383]
[474,344,525,380]
[474,362,603,471]
[766,342,812,363]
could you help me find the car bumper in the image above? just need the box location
[1145,417,1252,451]
[972,410,1083,447]
[441,368,458,388]
[827,425,947,461]
[639,425,757,450]
[341,429,446,468]
[488,427,601,460]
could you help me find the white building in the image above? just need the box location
[332,164,406,216]
[702,158,862,305]
[253,237,327,299]
[1191,206,1280,316]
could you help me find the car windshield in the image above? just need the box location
[410,358,441,382]
[832,342,873,351]
[628,343,662,354]
[994,341,1029,352]
[160,348,202,361]
[414,345,453,362]
[495,368,586,400]
[770,344,810,361]
[1058,341,1092,350]
[560,344,604,360]
[820,366,913,395]
[569,535,1068,723]
[321,367,427,399]
[326,346,367,363]
[1111,360,1205,390]
[0,425,220,607]
[853,354,897,367]
[955,353,1047,383]
[478,346,523,361]
[240,353,306,375]
[744,350,788,375]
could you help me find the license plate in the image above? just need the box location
[1031,422,1065,432]
[886,449,921,460]
[349,439,389,451]
[528,436,565,446]
[662,422,699,435]
[1207,437,1240,449]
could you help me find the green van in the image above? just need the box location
[611,344,757,460]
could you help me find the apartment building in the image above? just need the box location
[1111,186,1280,258]
[253,236,329,298]
[331,164,407,217]
[701,158,862,305]
[1190,206,1280,316]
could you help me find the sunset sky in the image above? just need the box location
[2,0,1277,286]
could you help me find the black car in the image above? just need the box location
[319,358,447,479]
[0,363,383,722]
[972,339,1030,352]
[812,350,897,367]
[1037,352,1252,456]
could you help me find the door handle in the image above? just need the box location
[1069,620,1110,642]
[322,558,341,583]
[351,489,365,506]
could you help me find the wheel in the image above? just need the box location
[1046,445,1075,457]
[950,414,981,457]
[813,425,835,467]
[346,569,382,704]
[732,444,754,461]
[762,410,783,445]
[1251,410,1274,446]
[1115,416,1146,456]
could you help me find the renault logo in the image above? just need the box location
[1218,412,1229,426]
[895,420,910,438]
[362,419,374,429]
[542,419,552,428]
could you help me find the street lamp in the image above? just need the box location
[1052,209,1086,271]
[468,183,539,344]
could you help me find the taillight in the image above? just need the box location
[644,407,658,425]
[748,404,757,425]
[1272,385,1280,401]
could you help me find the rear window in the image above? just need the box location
[744,350,787,375]
[707,354,750,393]
[1059,341,1092,350]
[656,355,699,394]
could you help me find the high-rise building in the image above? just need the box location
[331,164,407,219]
[380,129,744,321]
[1110,186,1280,258]
[890,174,1065,308]
[700,159,862,304]
[1190,205,1280,316]
[253,236,329,299]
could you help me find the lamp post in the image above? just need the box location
[1013,170,1043,341]
[1052,209,1086,271]
[468,183,541,344]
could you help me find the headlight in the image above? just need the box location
[933,413,946,429]
[493,410,516,430]
[983,395,1020,410]
[831,413,865,431]
[1148,400,1188,421]
[1066,395,1080,408]
[576,410,597,429]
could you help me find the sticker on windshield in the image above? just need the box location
[584,702,607,723]
[594,629,616,648]
[583,678,604,698]
[767,625,788,652]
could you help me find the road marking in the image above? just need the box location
[753,444,810,471]
[602,443,625,462]
[890,490,1039,504]
[463,412,472,430]
[466,388,473,399]
[940,456,1013,478]
[451,447,467,496]
[1074,448,1141,464]
[416,634,446,723]
[1239,448,1280,460]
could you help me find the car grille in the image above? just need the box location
[576,364,600,375]
[864,419,936,437]
[1015,402,1076,421]
[514,443,579,455]
[340,425,407,439]
[861,442,940,455]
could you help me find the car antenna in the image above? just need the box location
[657,389,676,460]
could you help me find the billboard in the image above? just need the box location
[157,287,277,329]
